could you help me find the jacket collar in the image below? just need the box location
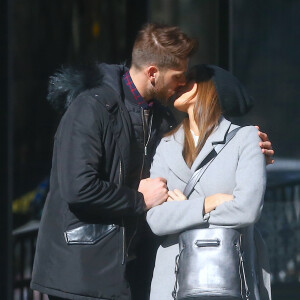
[93,64,133,180]
[162,116,232,183]
[98,63,128,99]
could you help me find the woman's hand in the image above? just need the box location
[167,189,187,202]
[204,193,233,214]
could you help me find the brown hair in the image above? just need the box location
[167,79,222,168]
[131,23,198,70]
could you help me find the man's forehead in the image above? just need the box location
[167,61,189,74]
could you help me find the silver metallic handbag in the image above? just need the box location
[172,127,250,300]
[173,228,249,300]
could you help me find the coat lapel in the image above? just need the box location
[162,126,193,184]
[161,117,233,184]
[190,117,232,173]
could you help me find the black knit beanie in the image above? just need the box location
[187,64,253,117]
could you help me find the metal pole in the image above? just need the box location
[217,0,229,70]
[228,0,234,73]
[0,0,13,298]
[125,0,149,64]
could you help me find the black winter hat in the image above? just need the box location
[187,64,254,117]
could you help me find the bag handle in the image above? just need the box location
[183,126,241,198]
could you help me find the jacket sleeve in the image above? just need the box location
[147,140,207,236]
[208,126,267,228]
[56,94,145,218]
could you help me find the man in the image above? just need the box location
[31,24,274,300]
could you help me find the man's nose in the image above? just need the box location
[177,79,186,87]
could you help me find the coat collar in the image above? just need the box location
[191,116,232,172]
[162,116,233,183]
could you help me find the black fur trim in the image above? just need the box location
[47,64,103,113]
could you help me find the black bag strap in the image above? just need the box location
[183,126,241,198]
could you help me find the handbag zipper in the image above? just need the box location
[195,239,220,247]
[236,235,250,299]
[172,247,185,299]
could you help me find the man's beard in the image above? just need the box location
[152,77,170,106]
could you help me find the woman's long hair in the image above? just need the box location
[167,79,222,168]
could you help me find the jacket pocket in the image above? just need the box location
[64,223,118,245]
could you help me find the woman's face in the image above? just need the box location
[173,81,198,113]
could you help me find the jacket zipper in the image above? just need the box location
[140,108,146,180]
[119,160,122,185]
[144,113,153,156]
[121,218,126,265]
[125,109,153,258]
[119,160,126,265]
[139,108,153,179]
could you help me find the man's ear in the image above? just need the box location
[145,66,159,85]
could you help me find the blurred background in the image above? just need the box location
[1,0,299,299]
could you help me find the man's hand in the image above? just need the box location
[138,177,168,210]
[204,193,233,214]
[255,126,274,165]
[167,189,187,202]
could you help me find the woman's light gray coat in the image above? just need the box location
[147,117,271,300]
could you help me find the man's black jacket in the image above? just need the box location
[30,64,175,300]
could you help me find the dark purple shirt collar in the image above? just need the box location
[123,71,153,109]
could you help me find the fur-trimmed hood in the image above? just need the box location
[47,63,127,113]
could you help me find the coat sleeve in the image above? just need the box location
[149,139,169,179]
[57,95,145,218]
[208,126,266,228]
[147,140,207,236]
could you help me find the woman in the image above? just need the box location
[147,65,271,300]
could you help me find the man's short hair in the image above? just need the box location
[132,23,198,70]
